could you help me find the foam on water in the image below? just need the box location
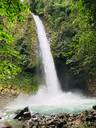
[32,14,61,94]
[6,87,96,115]
[5,14,96,116]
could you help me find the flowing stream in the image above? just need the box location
[2,14,96,118]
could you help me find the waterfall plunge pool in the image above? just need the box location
[2,91,95,120]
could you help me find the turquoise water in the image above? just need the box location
[2,92,96,119]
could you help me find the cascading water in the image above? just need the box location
[4,14,96,116]
[32,14,61,94]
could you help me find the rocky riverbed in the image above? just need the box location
[0,93,96,128]
[20,106,96,128]
[0,106,96,128]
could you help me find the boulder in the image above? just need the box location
[14,107,31,121]
[86,115,96,122]
[93,105,96,110]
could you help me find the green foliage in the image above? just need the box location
[0,0,30,80]
[0,61,21,80]
[74,123,93,128]
[72,31,96,75]
[1,0,96,91]
[17,15,24,22]
[0,0,29,21]
[31,0,96,78]
[0,72,39,93]
[0,44,21,60]
[0,0,39,93]
[0,31,14,44]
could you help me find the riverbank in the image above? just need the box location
[19,106,96,128]
[0,106,96,128]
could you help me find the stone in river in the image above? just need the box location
[93,105,96,110]
[14,107,31,120]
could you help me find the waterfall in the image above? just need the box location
[5,14,96,115]
[32,14,61,94]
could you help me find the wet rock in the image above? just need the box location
[93,105,96,110]
[31,113,40,118]
[0,118,1,120]
[86,115,96,122]
[14,107,31,120]
[15,106,96,128]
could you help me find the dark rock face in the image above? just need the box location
[14,107,31,121]
[93,105,96,110]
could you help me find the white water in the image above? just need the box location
[32,14,61,94]
[5,14,96,116]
